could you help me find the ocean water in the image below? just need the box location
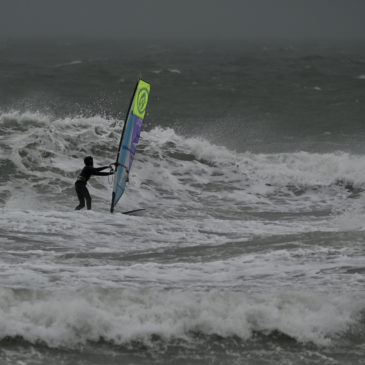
[0,38,365,364]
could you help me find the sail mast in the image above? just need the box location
[110,80,139,213]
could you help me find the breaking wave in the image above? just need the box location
[0,287,363,348]
[2,110,365,212]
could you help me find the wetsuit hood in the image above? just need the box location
[84,156,94,166]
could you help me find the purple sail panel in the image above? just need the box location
[132,116,143,149]
[128,116,143,169]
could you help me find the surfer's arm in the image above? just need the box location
[90,166,114,175]
[93,165,110,172]
[93,171,114,176]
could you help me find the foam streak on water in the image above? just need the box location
[0,110,364,364]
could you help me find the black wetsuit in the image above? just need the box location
[75,165,112,210]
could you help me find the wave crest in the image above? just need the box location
[0,288,363,348]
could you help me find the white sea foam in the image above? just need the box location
[143,127,365,188]
[168,68,181,74]
[0,288,362,348]
[3,112,365,191]
[0,110,49,125]
[53,60,83,68]
[0,202,363,295]
[2,110,365,220]
[1,111,364,333]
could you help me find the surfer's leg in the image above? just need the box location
[84,187,92,210]
[75,182,85,210]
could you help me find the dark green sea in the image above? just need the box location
[0,38,364,364]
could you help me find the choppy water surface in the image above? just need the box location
[0,39,364,364]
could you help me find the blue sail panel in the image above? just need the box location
[113,114,143,206]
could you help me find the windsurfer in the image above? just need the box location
[75,156,115,210]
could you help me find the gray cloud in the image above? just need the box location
[0,0,364,40]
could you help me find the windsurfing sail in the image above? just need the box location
[110,79,151,213]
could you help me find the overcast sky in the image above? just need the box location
[0,0,364,40]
